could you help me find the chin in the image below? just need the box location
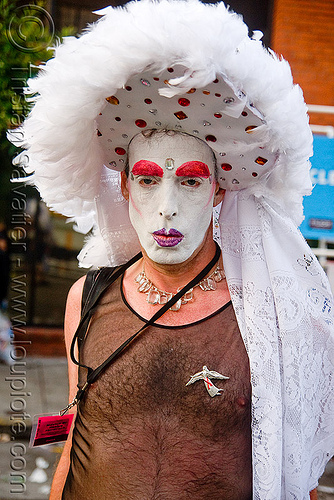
[146,244,196,265]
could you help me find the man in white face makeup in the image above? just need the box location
[11,1,334,499]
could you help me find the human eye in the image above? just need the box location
[138,176,158,186]
[180,178,202,187]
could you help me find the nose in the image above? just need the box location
[158,185,178,220]
[159,209,177,220]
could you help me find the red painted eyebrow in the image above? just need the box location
[132,160,164,177]
[175,161,211,178]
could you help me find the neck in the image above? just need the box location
[139,227,220,293]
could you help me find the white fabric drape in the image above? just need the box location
[220,190,334,499]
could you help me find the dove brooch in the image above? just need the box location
[186,365,229,397]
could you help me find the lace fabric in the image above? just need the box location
[220,190,334,499]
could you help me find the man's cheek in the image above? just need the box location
[129,185,153,217]
[130,184,157,209]
[130,203,154,230]
[129,191,142,216]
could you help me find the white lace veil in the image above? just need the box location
[220,190,334,498]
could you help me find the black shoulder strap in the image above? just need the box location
[71,252,143,372]
[78,267,119,351]
[81,269,100,314]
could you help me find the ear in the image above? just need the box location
[213,186,225,207]
[120,171,129,201]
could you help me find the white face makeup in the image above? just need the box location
[126,132,217,264]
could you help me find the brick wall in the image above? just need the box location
[271,0,334,127]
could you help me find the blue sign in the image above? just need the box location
[300,135,334,241]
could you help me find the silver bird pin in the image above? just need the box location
[186,365,229,397]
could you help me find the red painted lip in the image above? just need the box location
[152,228,184,247]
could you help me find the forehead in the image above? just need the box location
[128,132,215,169]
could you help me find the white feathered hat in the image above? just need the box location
[10,0,313,267]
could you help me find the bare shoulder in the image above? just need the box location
[64,275,88,402]
[66,275,86,311]
[64,275,86,342]
[64,275,86,400]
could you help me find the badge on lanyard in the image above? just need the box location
[29,413,74,448]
